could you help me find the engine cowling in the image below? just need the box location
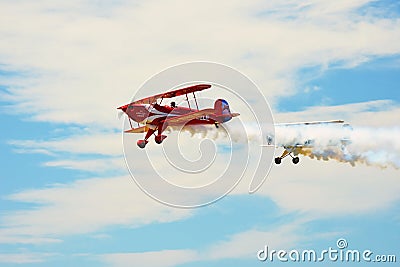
[126,104,150,123]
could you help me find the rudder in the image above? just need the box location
[214,99,232,123]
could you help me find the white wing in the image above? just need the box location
[275,120,344,126]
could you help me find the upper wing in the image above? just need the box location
[275,120,344,126]
[161,108,215,126]
[131,84,211,105]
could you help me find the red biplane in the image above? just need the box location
[118,84,240,148]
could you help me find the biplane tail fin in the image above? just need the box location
[214,99,238,123]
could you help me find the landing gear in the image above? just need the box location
[137,127,155,149]
[215,123,219,128]
[155,135,167,144]
[275,147,301,165]
[137,140,148,149]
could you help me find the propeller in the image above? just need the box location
[117,110,125,120]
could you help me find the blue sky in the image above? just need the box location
[277,55,400,112]
[0,1,399,266]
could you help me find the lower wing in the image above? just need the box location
[124,126,149,133]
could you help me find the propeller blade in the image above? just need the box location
[118,110,124,120]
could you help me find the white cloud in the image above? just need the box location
[274,100,400,127]
[101,250,198,267]
[0,252,55,264]
[205,222,304,260]
[221,148,400,217]
[0,176,191,244]
[259,157,400,216]
[1,0,400,126]
[226,100,400,215]
[44,157,125,173]
[9,131,125,173]
[99,220,307,267]
[1,1,400,262]
[182,104,396,220]
[3,0,400,191]
[304,85,320,93]
[9,131,122,157]
[3,101,399,242]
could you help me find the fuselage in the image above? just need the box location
[124,103,216,126]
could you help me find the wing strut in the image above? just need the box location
[185,94,191,109]
[193,92,199,110]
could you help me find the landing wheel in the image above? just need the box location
[292,157,300,164]
[137,140,148,149]
[215,123,219,129]
[155,135,167,144]
[274,157,282,164]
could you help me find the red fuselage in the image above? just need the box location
[124,103,216,127]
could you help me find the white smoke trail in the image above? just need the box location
[167,122,264,144]
[275,124,400,169]
[168,122,400,169]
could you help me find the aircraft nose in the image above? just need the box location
[117,104,128,113]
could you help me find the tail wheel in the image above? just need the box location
[292,157,300,164]
[137,140,148,149]
[274,157,282,164]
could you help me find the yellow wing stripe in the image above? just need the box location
[124,126,149,133]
